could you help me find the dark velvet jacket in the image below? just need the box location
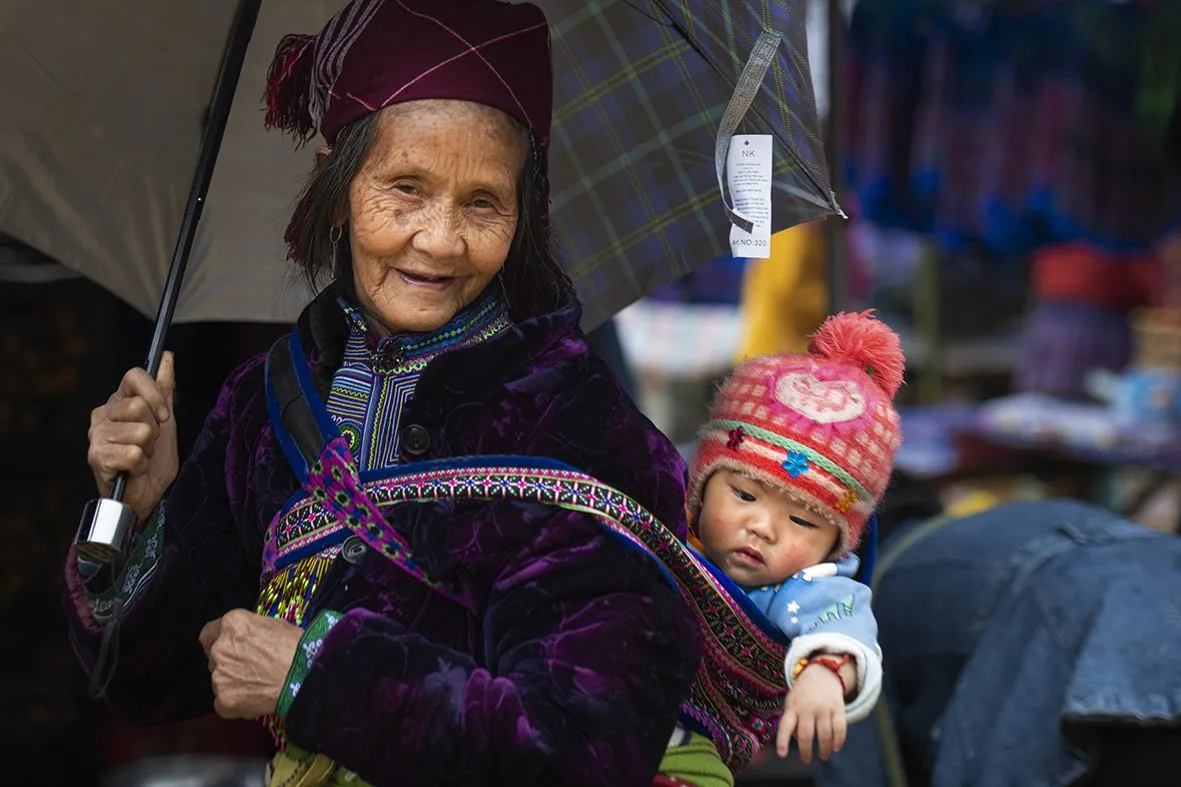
[64,288,702,786]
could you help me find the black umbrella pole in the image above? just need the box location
[79,0,264,563]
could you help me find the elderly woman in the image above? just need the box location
[62,2,700,785]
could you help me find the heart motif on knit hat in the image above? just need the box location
[773,372,866,423]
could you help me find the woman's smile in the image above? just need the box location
[395,268,460,291]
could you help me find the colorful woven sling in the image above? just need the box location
[262,331,789,770]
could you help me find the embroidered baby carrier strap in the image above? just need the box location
[375,459,788,768]
[263,332,787,769]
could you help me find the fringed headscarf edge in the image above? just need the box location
[263,33,320,265]
[264,33,318,145]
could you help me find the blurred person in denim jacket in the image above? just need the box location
[815,490,1181,787]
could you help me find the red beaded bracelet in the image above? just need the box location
[797,652,851,697]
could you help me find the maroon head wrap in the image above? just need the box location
[264,0,554,260]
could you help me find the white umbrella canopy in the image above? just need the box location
[0,0,328,323]
[0,0,836,328]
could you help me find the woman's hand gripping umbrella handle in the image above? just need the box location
[75,352,179,565]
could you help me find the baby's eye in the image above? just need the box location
[730,485,756,503]
[790,515,819,529]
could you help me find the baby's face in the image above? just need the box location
[696,469,840,588]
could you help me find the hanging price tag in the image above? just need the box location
[727,134,773,258]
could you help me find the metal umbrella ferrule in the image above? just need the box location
[75,498,138,565]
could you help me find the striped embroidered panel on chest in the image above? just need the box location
[324,290,511,472]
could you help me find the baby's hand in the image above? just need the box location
[776,662,848,763]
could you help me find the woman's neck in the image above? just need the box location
[357,303,395,337]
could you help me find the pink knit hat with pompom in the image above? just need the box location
[688,311,905,558]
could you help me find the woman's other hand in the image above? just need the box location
[200,609,303,719]
[87,351,178,523]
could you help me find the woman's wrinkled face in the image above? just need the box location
[696,469,840,588]
[343,100,527,334]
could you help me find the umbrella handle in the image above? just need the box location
[75,0,263,570]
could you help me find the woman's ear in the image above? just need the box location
[314,145,332,172]
[313,145,349,226]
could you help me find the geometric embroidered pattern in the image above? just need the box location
[263,497,346,576]
[324,291,510,471]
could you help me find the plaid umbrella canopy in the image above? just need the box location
[0,0,837,331]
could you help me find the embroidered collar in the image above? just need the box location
[337,286,511,375]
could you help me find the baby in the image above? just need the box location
[666,311,904,780]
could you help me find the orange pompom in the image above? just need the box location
[809,310,906,398]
